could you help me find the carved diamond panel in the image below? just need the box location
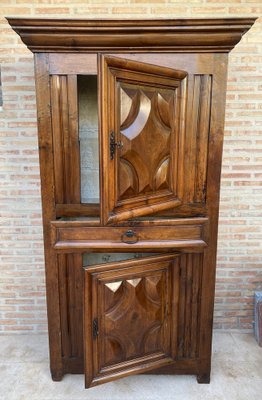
[101,270,168,367]
[118,84,174,200]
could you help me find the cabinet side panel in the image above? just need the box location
[198,53,228,380]
[34,54,63,380]
[177,253,203,359]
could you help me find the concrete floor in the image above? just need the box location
[0,333,261,400]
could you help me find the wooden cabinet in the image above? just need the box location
[8,17,255,388]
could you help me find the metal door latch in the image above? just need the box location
[110,131,123,160]
[93,318,99,338]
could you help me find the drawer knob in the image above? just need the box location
[121,230,138,244]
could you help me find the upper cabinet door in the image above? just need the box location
[99,55,187,224]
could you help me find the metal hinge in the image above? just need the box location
[93,318,99,338]
[110,131,123,160]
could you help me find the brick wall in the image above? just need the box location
[0,1,261,333]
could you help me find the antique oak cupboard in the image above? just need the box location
[8,18,255,388]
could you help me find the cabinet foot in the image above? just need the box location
[197,373,210,384]
[51,369,64,382]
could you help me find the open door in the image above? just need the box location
[99,55,187,224]
[83,253,180,388]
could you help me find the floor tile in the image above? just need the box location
[0,332,261,400]
[0,334,48,363]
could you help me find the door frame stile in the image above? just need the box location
[197,53,229,383]
[34,53,63,380]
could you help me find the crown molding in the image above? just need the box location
[7,17,256,53]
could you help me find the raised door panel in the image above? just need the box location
[84,254,180,387]
[99,55,187,224]
[57,253,84,373]
[118,84,176,200]
[177,253,203,359]
[50,75,80,204]
[183,75,212,205]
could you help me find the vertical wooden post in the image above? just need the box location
[34,54,63,380]
[197,54,229,383]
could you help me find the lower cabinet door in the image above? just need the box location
[83,253,180,388]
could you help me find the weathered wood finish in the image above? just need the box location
[7,18,255,389]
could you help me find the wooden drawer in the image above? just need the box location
[51,218,208,253]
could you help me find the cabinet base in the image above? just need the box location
[54,359,211,384]
[51,369,64,382]
[197,373,211,384]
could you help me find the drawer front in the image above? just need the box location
[51,220,208,252]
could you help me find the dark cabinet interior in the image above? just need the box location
[8,17,255,389]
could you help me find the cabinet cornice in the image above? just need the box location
[7,17,256,53]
